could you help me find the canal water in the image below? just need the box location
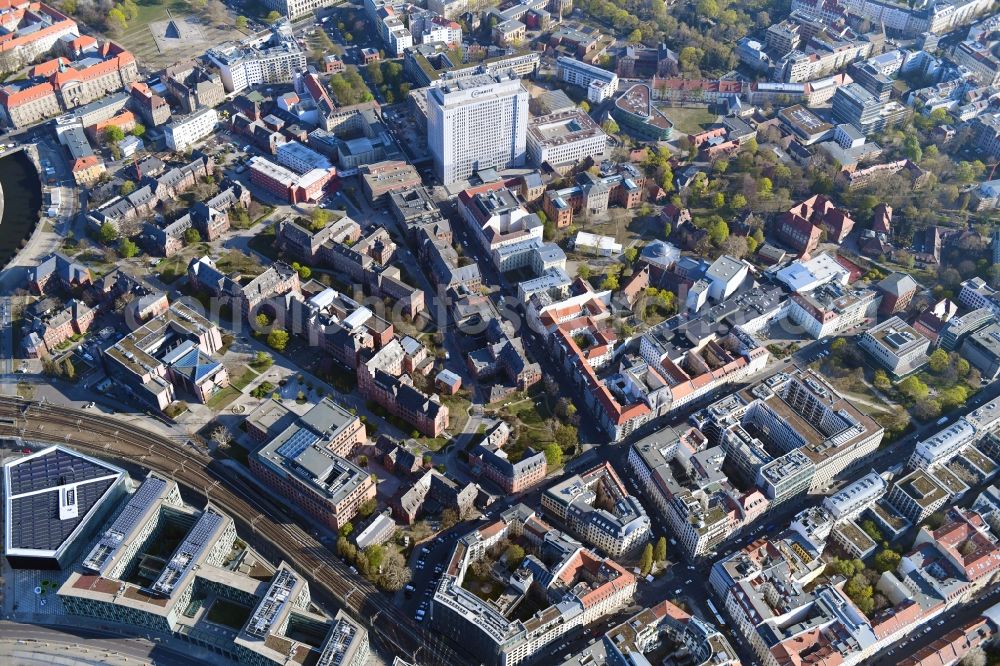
[0,149,42,271]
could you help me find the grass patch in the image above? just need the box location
[206,386,241,411]
[461,567,503,602]
[231,366,260,391]
[155,255,188,284]
[215,250,263,277]
[441,393,471,435]
[247,224,280,261]
[205,598,252,630]
[662,106,718,135]
[418,436,449,452]
[163,401,188,419]
[16,382,34,400]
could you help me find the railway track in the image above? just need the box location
[0,397,465,666]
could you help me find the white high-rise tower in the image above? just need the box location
[427,72,528,186]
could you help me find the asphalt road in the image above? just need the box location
[0,621,191,665]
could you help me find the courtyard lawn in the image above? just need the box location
[206,386,241,411]
[231,366,260,391]
[663,106,719,135]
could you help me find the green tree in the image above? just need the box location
[654,536,667,563]
[860,519,883,543]
[579,100,590,113]
[119,180,136,196]
[543,219,556,241]
[602,118,619,134]
[678,46,701,73]
[710,192,725,209]
[928,348,949,373]
[236,15,248,29]
[297,265,312,280]
[505,544,526,571]
[903,134,922,162]
[554,424,578,453]
[639,542,654,576]
[873,549,901,573]
[899,375,929,401]
[131,123,145,138]
[543,443,562,468]
[63,358,75,380]
[107,8,127,31]
[696,0,718,14]
[103,125,125,144]
[267,329,289,351]
[99,222,118,244]
[628,28,642,44]
[118,238,138,258]
[184,228,201,245]
[578,264,591,281]
[873,369,891,391]
[365,544,385,573]
[121,0,138,21]
[256,313,272,329]
[265,10,282,22]
[358,497,377,518]
[624,247,638,264]
[708,219,729,245]
[601,274,620,291]
[757,177,773,197]
[939,385,969,411]
[310,207,330,231]
[731,193,748,210]
[367,61,384,85]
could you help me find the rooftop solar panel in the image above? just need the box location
[9,477,115,550]
[150,507,224,597]
[5,447,125,558]
[275,426,320,460]
[83,476,167,573]
[8,448,111,495]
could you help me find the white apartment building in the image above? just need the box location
[858,316,930,376]
[276,141,333,174]
[821,471,886,522]
[909,420,978,470]
[165,107,218,152]
[264,0,336,18]
[427,73,528,185]
[412,14,462,46]
[959,277,1000,317]
[787,285,878,339]
[556,57,619,103]
[527,108,608,167]
[382,16,413,56]
[206,24,307,94]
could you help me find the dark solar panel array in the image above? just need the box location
[150,508,224,596]
[9,477,115,550]
[83,476,167,573]
[9,450,111,495]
